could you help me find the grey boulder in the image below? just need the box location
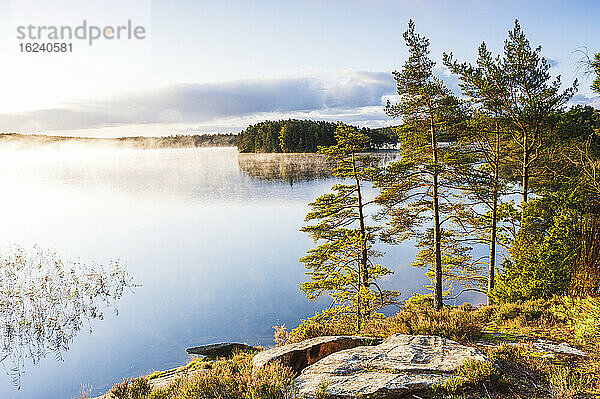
[294,334,488,398]
[186,342,257,358]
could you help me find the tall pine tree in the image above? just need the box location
[300,124,398,331]
[379,20,467,310]
[443,48,516,304]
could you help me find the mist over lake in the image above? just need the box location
[0,145,455,399]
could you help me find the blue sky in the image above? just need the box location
[0,0,598,136]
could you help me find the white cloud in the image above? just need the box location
[570,93,600,109]
[0,71,397,136]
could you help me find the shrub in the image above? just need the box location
[248,361,295,399]
[129,377,152,399]
[272,324,291,346]
[370,306,482,342]
[109,378,130,399]
[492,195,579,303]
[288,300,482,343]
[288,312,357,343]
[551,296,600,346]
[108,351,294,399]
[443,359,499,393]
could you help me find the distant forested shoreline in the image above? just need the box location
[0,120,396,152]
[0,133,237,148]
[235,119,397,153]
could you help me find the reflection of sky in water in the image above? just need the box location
[0,146,477,399]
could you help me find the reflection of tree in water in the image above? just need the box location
[237,153,333,183]
[237,151,400,183]
[0,245,134,388]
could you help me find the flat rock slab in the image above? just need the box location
[252,335,381,374]
[294,334,488,399]
[531,339,587,357]
[187,342,257,358]
[478,332,587,357]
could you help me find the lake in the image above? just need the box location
[0,145,454,399]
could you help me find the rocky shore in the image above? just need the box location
[94,331,587,399]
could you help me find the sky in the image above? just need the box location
[0,0,598,137]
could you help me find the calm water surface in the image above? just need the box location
[0,146,433,399]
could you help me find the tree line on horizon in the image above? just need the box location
[235,119,397,153]
[0,133,238,148]
[299,19,600,330]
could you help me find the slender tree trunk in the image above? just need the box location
[430,115,443,310]
[356,272,361,332]
[488,126,500,305]
[352,153,369,331]
[353,152,369,324]
[522,130,529,211]
[488,187,498,304]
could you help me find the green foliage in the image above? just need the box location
[109,379,130,399]
[551,296,600,345]
[300,124,399,331]
[411,230,487,300]
[376,303,482,342]
[287,297,482,343]
[129,378,152,399]
[235,119,396,153]
[547,105,600,198]
[571,298,600,344]
[108,377,151,399]
[445,20,577,206]
[493,194,579,303]
[287,310,356,343]
[442,359,499,394]
[380,20,471,309]
[315,379,330,399]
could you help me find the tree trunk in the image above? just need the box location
[356,275,362,332]
[430,116,443,310]
[353,152,369,327]
[488,189,498,304]
[488,126,500,305]
[522,130,529,211]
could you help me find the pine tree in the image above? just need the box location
[446,20,576,209]
[300,124,398,331]
[443,47,516,304]
[379,20,467,310]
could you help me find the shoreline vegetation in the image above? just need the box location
[0,118,396,153]
[235,119,397,153]
[0,132,237,149]
[93,296,600,399]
